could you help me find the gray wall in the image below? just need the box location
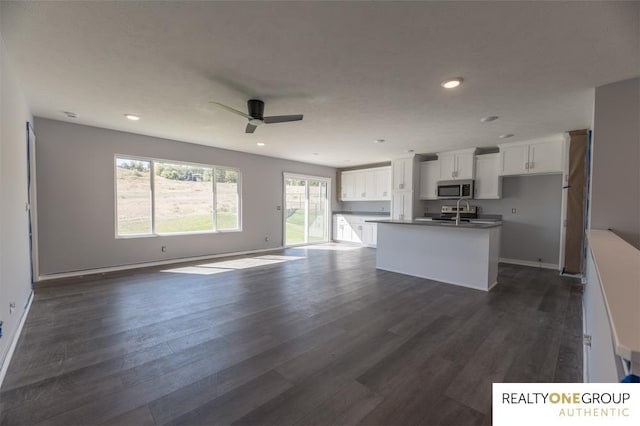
[421,174,563,266]
[590,77,640,249]
[34,118,339,275]
[340,201,390,214]
[0,30,33,368]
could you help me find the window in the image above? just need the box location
[155,162,214,234]
[115,156,241,237]
[116,158,152,236]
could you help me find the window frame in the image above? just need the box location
[114,154,243,238]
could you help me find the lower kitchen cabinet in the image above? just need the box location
[333,214,385,247]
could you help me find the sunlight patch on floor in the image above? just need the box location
[295,243,363,251]
[161,255,305,275]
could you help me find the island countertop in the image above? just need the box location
[366,219,502,229]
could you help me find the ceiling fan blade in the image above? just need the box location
[245,123,257,134]
[209,101,252,119]
[263,114,303,124]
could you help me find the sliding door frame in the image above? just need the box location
[282,173,332,247]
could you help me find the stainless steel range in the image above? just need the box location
[431,205,478,222]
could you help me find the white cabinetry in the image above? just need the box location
[419,161,439,200]
[392,157,414,191]
[474,154,502,199]
[340,167,391,201]
[333,214,385,247]
[373,168,391,199]
[391,192,412,221]
[498,137,566,176]
[437,149,476,180]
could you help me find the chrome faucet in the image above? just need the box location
[455,198,470,226]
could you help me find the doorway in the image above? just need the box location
[283,174,330,246]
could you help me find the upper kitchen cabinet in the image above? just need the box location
[419,160,439,200]
[437,148,476,180]
[340,166,391,201]
[474,153,502,199]
[373,167,391,199]
[498,136,566,176]
[392,157,415,191]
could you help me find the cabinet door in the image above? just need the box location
[373,168,391,200]
[354,172,367,199]
[419,161,439,199]
[341,172,356,200]
[392,158,413,191]
[364,170,376,200]
[362,223,378,247]
[455,152,475,180]
[529,139,564,174]
[439,153,456,180]
[392,192,405,220]
[474,154,502,199]
[500,144,529,176]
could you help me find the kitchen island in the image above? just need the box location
[367,219,502,291]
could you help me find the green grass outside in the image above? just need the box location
[119,212,238,235]
[285,209,326,245]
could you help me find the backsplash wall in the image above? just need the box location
[339,201,391,213]
[420,174,563,266]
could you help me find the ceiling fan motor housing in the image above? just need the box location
[247,99,265,120]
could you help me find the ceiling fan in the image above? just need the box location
[209,99,303,134]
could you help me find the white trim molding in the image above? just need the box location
[37,246,285,282]
[0,291,34,389]
[499,257,559,270]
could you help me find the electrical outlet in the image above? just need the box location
[9,302,16,314]
[276,206,281,211]
[511,208,517,214]
[265,236,269,242]
[161,246,167,252]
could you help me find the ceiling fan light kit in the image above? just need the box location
[209,99,303,134]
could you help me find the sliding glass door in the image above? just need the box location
[284,174,330,246]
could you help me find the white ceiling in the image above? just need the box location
[1,1,638,167]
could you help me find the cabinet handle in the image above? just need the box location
[383,191,387,196]
[362,192,366,197]
[524,162,529,170]
[529,161,534,169]
[399,183,404,190]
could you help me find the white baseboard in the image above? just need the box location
[0,290,34,390]
[499,257,559,270]
[37,246,285,282]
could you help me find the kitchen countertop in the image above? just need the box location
[333,211,390,216]
[366,219,502,229]
[588,230,640,364]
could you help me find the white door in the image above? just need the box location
[500,144,530,176]
[392,192,405,220]
[392,159,406,190]
[354,171,367,199]
[363,170,376,200]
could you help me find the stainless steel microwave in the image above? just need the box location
[437,180,474,199]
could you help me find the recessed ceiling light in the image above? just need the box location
[124,114,140,121]
[374,139,385,144]
[63,111,78,119]
[405,149,415,153]
[480,116,499,123]
[499,133,515,139]
[441,78,463,89]
[312,152,319,156]
[256,142,265,146]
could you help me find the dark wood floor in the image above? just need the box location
[0,244,582,426]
